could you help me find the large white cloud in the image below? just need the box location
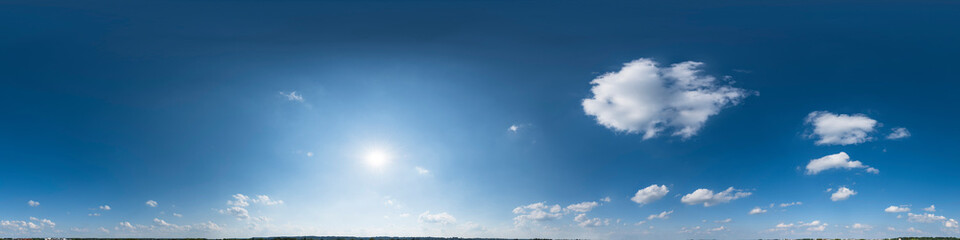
[582,59,751,139]
[681,187,752,207]
[805,111,878,145]
[805,152,878,175]
[830,187,856,201]
[631,184,669,205]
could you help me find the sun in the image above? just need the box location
[365,149,391,168]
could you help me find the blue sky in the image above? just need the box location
[2,1,959,239]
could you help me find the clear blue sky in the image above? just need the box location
[2,1,959,239]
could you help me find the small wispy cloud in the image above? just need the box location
[887,127,911,140]
[415,166,430,175]
[279,91,304,102]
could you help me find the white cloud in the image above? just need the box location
[749,207,767,215]
[219,206,249,219]
[306,152,314,157]
[924,205,936,212]
[947,218,958,228]
[574,213,610,228]
[565,201,599,213]
[709,226,726,232]
[27,200,39,207]
[631,184,669,205]
[647,210,673,220]
[508,124,519,133]
[418,211,456,225]
[805,152,878,175]
[172,213,183,217]
[252,195,284,205]
[715,218,732,223]
[99,205,111,211]
[779,201,802,207]
[88,213,101,216]
[146,200,158,207]
[908,213,947,223]
[118,221,135,230]
[805,111,877,145]
[850,223,872,230]
[227,194,249,207]
[887,127,911,139]
[775,220,827,232]
[512,202,563,226]
[582,59,751,139]
[600,196,611,203]
[279,91,304,102]
[681,187,752,207]
[415,166,430,175]
[885,205,911,213]
[830,187,856,201]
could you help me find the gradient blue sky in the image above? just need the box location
[2,1,959,239]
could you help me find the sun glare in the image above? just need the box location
[365,150,391,168]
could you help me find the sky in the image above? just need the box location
[2,1,960,239]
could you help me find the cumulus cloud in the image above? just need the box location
[99,205,111,211]
[681,187,752,207]
[749,207,767,215]
[647,210,673,220]
[885,205,911,213]
[805,152,878,175]
[508,125,520,133]
[252,195,284,205]
[908,213,947,223]
[146,200,158,207]
[512,202,563,226]
[631,184,669,205]
[830,187,856,201]
[27,200,39,207]
[924,205,936,212]
[947,218,959,228]
[418,211,456,225]
[565,201,599,213]
[227,194,250,207]
[2,217,57,233]
[582,58,751,139]
[887,127,911,139]
[715,218,732,223]
[805,111,878,145]
[574,213,610,228]
[219,206,249,219]
[279,91,304,102]
[600,197,611,203]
